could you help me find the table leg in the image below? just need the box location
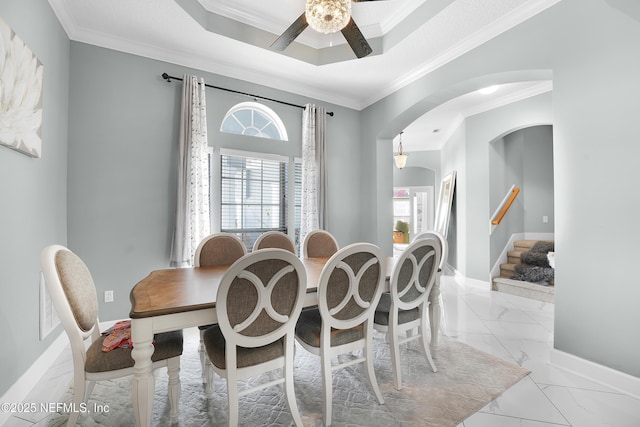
[131,318,155,427]
[429,274,441,349]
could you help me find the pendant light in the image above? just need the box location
[394,131,408,169]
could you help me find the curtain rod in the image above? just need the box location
[161,73,334,117]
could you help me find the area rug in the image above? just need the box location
[48,328,528,426]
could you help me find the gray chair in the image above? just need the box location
[202,249,306,426]
[194,233,248,382]
[40,245,183,426]
[252,230,296,253]
[374,237,441,389]
[295,243,386,426]
[302,229,339,258]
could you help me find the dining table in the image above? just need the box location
[128,255,443,427]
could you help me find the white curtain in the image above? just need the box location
[300,104,327,252]
[170,75,210,267]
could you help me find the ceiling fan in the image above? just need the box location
[270,0,389,59]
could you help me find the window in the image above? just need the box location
[220,102,289,141]
[220,151,288,250]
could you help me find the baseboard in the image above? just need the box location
[448,265,492,290]
[0,331,68,426]
[0,319,123,426]
[550,349,640,400]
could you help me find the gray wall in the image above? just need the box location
[489,125,554,268]
[551,0,640,376]
[67,42,364,321]
[0,1,70,395]
[360,0,640,377]
[522,126,554,233]
[393,166,435,188]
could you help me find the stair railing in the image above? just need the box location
[490,185,520,235]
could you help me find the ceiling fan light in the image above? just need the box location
[305,0,351,34]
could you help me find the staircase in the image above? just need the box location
[492,240,555,303]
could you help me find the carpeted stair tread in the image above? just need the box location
[495,240,555,300]
[513,240,538,251]
[500,263,517,278]
[507,250,524,264]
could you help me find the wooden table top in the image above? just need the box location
[130,257,332,319]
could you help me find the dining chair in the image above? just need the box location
[202,249,306,427]
[412,231,448,272]
[302,229,339,258]
[194,232,247,267]
[252,230,296,254]
[412,230,448,347]
[40,245,183,426]
[194,232,248,383]
[295,242,386,426]
[373,237,441,389]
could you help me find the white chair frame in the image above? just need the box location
[41,245,181,426]
[204,249,306,427]
[194,232,247,383]
[296,242,385,426]
[374,237,441,389]
[412,230,448,346]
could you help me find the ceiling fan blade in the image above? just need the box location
[341,18,373,58]
[270,13,309,51]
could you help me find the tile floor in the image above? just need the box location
[5,274,640,426]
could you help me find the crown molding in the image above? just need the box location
[360,0,563,109]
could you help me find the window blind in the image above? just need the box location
[220,152,288,250]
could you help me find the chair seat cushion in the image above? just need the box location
[85,330,183,373]
[295,308,364,348]
[374,293,420,326]
[202,325,284,369]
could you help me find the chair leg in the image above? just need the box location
[199,329,207,382]
[284,341,303,427]
[321,352,333,426]
[226,375,239,427]
[421,314,437,373]
[167,357,181,423]
[364,333,384,404]
[389,328,402,390]
[67,374,85,426]
[204,358,215,397]
[83,380,96,402]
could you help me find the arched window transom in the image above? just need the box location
[220,102,288,141]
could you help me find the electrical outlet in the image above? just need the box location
[104,290,114,303]
[543,216,549,223]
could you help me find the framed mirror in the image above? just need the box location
[434,171,456,238]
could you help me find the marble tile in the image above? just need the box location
[478,376,569,425]
[462,411,569,426]
[483,319,553,344]
[541,385,640,427]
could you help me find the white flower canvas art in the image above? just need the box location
[0,16,43,158]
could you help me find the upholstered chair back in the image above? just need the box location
[252,231,296,254]
[303,229,339,258]
[195,233,247,267]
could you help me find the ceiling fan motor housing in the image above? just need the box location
[305,0,352,34]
